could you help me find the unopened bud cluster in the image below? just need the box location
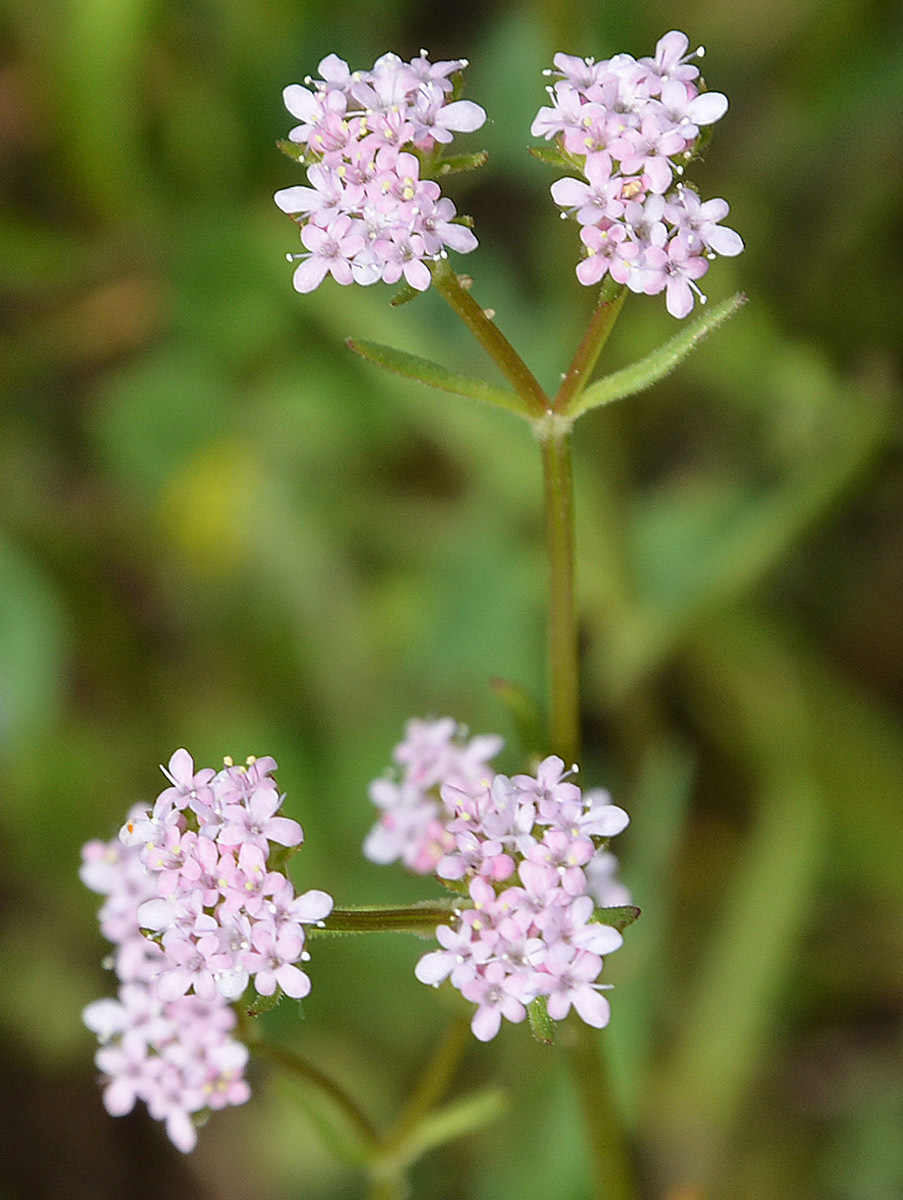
[532,31,743,316]
[275,52,485,292]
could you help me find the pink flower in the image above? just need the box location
[291,216,366,292]
[157,749,216,816]
[551,153,623,226]
[664,186,744,257]
[663,235,710,317]
[413,95,486,145]
[542,951,612,1027]
[638,30,703,93]
[386,730,632,1041]
[534,33,741,317]
[276,51,485,293]
[576,223,638,287]
[246,928,311,999]
[461,961,528,1042]
[365,718,502,873]
[83,748,332,1149]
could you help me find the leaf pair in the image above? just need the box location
[348,291,747,426]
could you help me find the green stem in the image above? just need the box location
[313,901,458,937]
[568,1022,640,1200]
[540,420,580,766]
[431,256,550,418]
[539,294,641,1198]
[384,1016,471,1151]
[553,279,627,416]
[437,257,640,1199]
[253,1039,380,1150]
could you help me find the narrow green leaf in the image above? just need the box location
[388,1087,508,1171]
[656,611,824,1155]
[591,904,641,933]
[528,996,556,1044]
[278,1077,375,1169]
[267,842,299,873]
[389,280,421,307]
[346,338,533,417]
[527,145,572,168]
[276,138,309,163]
[435,150,490,175]
[245,988,282,1017]
[449,68,466,103]
[253,1040,379,1159]
[571,291,747,419]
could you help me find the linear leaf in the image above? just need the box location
[527,145,573,168]
[571,291,747,419]
[591,904,641,932]
[388,1087,508,1171]
[389,280,421,307]
[276,138,309,163]
[435,150,490,175]
[346,338,532,417]
[528,996,555,1044]
[278,1077,374,1168]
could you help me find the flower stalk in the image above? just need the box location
[313,901,459,937]
[553,277,627,416]
[431,255,550,418]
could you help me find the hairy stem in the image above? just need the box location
[432,256,550,418]
[313,901,458,937]
[439,263,640,1199]
[540,420,580,766]
[554,279,627,416]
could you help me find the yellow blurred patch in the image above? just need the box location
[158,436,262,574]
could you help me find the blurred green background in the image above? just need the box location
[1,0,901,1197]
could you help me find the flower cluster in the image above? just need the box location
[82,750,333,1150]
[368,722,630,1042]
[275,52,485,293]
[81,833,249,1152]
[416,754,630,1041]
[364,717,503,874]
[532,31,743,317]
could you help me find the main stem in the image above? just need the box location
[569,1022,640,1200]
[541,422,580,767]
[542,420,642,1200]
[541,293,641,1200]
[437,269,639,1199]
